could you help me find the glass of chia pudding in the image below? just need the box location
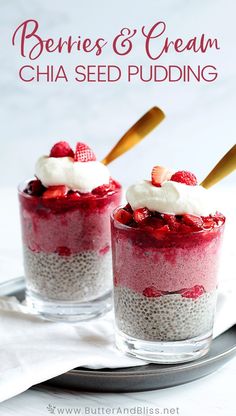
[18,141,121,321]
[111,166,225,363]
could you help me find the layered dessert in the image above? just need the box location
[19,141,121,313]
[111,166,225,343]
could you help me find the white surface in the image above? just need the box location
[0,0,236,413]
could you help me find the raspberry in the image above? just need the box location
[25,179,45,196]
[42,185,68,199]
[178,285,205,299]
[171,171,197,186]
[151,166,172,187]
[133,208,151,223]
[74,142,96,162]
[50,141,74,158]
[143,286,166,298]
[182,214,203,230]
[114,208,133,225]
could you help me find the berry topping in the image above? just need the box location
[143,286,166,297]
[25,179,45,196]
[67,191,81,200]
[133,208,151,223]
[163,214,180,231]
[114,208,133,225]
[151,166,172,187]
[92,184,111,196]
[42,185,68,199]
[152,224,170,239]
[74,142,96,162]
[178,223,193,233]
[145,216,165,229]
[171,170,197,186]
[113,204,224,236]
[182,214,203,230]
[50,141,74,158]
[177,285,205,299]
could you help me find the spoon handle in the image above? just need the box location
[101,106,165,165]
[201,144,236,189]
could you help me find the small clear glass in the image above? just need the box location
[111,208,225,363]
[18,180,121,321]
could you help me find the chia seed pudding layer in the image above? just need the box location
[24,246,112,302]
[114,286,217,341]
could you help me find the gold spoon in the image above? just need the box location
[201,144,236,189]
[101,106,165,165]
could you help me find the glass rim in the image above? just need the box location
[18,178,122,201]
[111,206,226,236]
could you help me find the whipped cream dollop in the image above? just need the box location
[126,180,216,216]
[35,156,110,193]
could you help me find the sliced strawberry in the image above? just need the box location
[178,285,205,299]
[74,142,96,162]
[42,185,68,199]
[151,166,172,187]
[152,224,170,239]
[114,208,133,225]
[145,216,165,229]
[178,223,193,233]
[133,208,151,223]
[182,214,203,230]
[50,141,74,158]
[143,286,166,298]
[163,214,180,231]
[171,170,197,186]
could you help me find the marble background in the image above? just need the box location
[0,0,235,189]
